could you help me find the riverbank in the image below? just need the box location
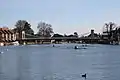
[0,40,120,46]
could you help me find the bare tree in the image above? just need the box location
[37,22,54,37]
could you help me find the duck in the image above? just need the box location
[82,73,86,79]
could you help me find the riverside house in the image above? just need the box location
[0,27,16,46]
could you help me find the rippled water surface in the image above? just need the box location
[0,44,120,80]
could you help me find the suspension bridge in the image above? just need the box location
[17,31,100,44]
[22,32,91,40]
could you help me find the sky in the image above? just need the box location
[1,0,120,35]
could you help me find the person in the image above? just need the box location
[74,46,78,49]
[53,44,55,47]
[83,47,87,49]
[6,49,8,51]
[0,51,4,54]
[85,44,87,47]
[82,44,84,47]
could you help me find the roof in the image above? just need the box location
[0,28,14,34]
[0,31,3,34]
[0,27,9,30]
[8,30,14,34]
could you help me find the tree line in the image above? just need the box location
[13,20,79,38]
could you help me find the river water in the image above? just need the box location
[0,44,120,80]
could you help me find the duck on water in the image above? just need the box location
[82,73,87,79]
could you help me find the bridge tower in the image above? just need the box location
[16,31,25,40]
[22,31,25,39]
[16,31,26,44]
[91,29,94,39]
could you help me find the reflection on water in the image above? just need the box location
[0,44,120,80]
[17,47,31,80]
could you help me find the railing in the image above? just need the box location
[22,37,78,40]
[22,37,100,40]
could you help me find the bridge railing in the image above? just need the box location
[22,37,51,40]
[22,37,100,40]
[51,37,79,39]
[22,37,79,40]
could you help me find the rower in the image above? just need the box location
[0,51,4,54]
[53,44,55,47]
[74,46,78,49]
